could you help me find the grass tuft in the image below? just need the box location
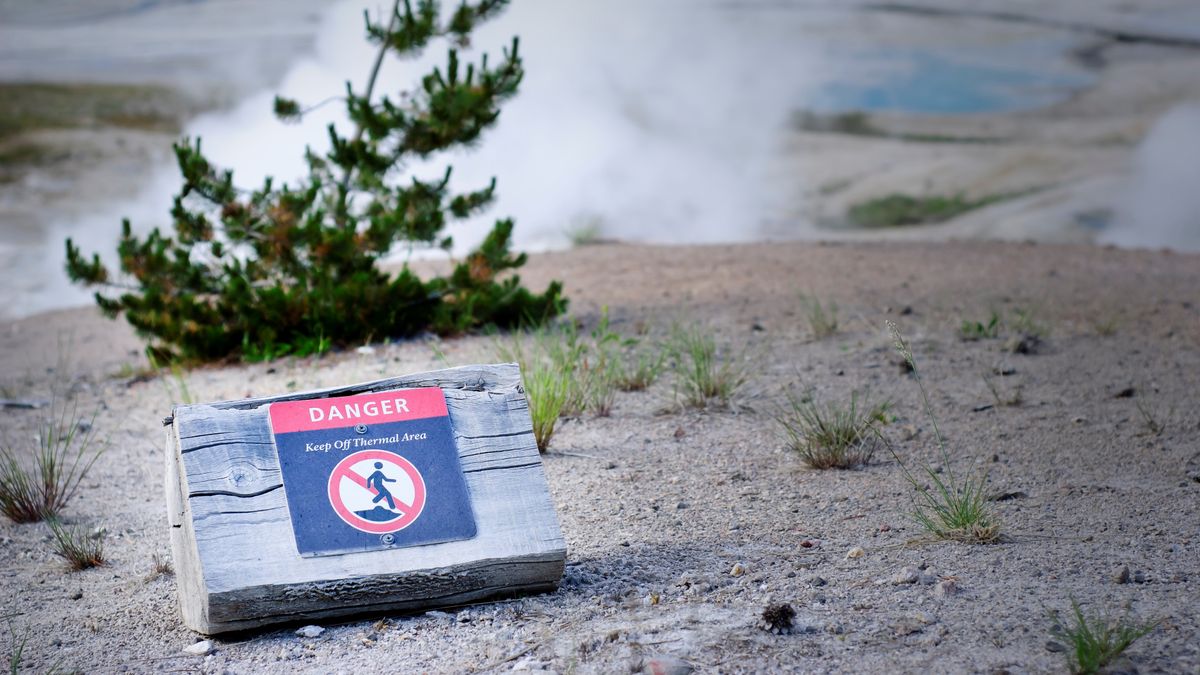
[800,294,838,339]
[1051,599,1157,674]
[48,520,106,571]
[500,311,641,451]
[666,323,749,409]
[983,373,1022,407]
[960,307,1048,343]
[777,392,889,469]
[959,311,1001,340]
[1134,398,1167,437]
[0,398,104,523]
[885,321,1000,543]
[1090,316,1119,337]
[150,552,174,578]
[612,349,666,392]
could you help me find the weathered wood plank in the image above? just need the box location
[166,363,565,634]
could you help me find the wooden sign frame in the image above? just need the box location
[164,363,565,634]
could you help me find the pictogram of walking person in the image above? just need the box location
[366,462,398,510]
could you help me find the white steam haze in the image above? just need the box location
[60,0,816,273]
[1104,102,1200,252]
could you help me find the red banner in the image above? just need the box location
[269,387,449,434]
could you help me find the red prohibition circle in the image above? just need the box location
[327,449,426,534]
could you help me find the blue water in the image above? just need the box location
[810,48,1094,115]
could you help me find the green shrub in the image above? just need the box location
[777,392,889,469]
[65,0,564,362]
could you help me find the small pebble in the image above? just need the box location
[810,576,828,587]
[934,580,958,598]
[845,547,865,560]
[642,655,694,675]
[730,563,745,577]
[1113,564,1131,584]
[183,640,213,656]
[1045,640,1066,653]
[892,566,920,585]
[295,625,325,638]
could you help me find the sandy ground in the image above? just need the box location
[1,240,1198,673]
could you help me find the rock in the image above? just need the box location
[810,576,828,587]
[730,563,745,577]
[892,566,920,585]
[1113,564,1131,584]
[1045,640,1066,653]
[845,547,865,560]
[1132,570,1146,584]
[934,580,958,598]
[295,625,325,638]
[643,655,694,675]
[183,640,213,656]
[355,345,376,355]
[918,569,939,585]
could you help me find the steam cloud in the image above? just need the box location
[1105,102,1200,252]
[169,1,820,254]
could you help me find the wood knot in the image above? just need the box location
[227,464,260,488]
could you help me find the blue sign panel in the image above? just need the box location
[268,388,476,557]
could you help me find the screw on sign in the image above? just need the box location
[327,450,426,534]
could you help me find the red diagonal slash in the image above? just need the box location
[332,464,410,517]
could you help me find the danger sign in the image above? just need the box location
[268,387,477,557]
[328,450,426,534]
